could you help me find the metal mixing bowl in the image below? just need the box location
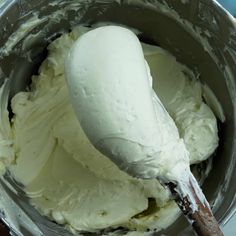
[0,0,236,235]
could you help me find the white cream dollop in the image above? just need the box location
[143,44,219,164]
[65,26,190,180]
[0,25,219,234]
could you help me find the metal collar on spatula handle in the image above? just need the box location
[167,173,223,236]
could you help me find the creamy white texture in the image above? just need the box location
[0,80,14,174]
[144,44,219,164]
[65,26,190,180]
[1,26,218,234]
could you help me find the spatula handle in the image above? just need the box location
[167,173,223,236]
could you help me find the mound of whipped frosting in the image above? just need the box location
[0,26,219,234]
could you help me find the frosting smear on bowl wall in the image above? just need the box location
[0,25,220,234]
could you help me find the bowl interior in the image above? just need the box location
[0,0,236,235]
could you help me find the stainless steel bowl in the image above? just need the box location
[0,0,236,235]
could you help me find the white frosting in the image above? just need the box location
[65,26,190,180]
[0,25,219,234]
[202,84,226,123]
[0,79,14,174]
[143,44,219,164]
[0,0,232,234]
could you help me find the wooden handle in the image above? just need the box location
[0,219,9,236]
[167,173,223,236]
